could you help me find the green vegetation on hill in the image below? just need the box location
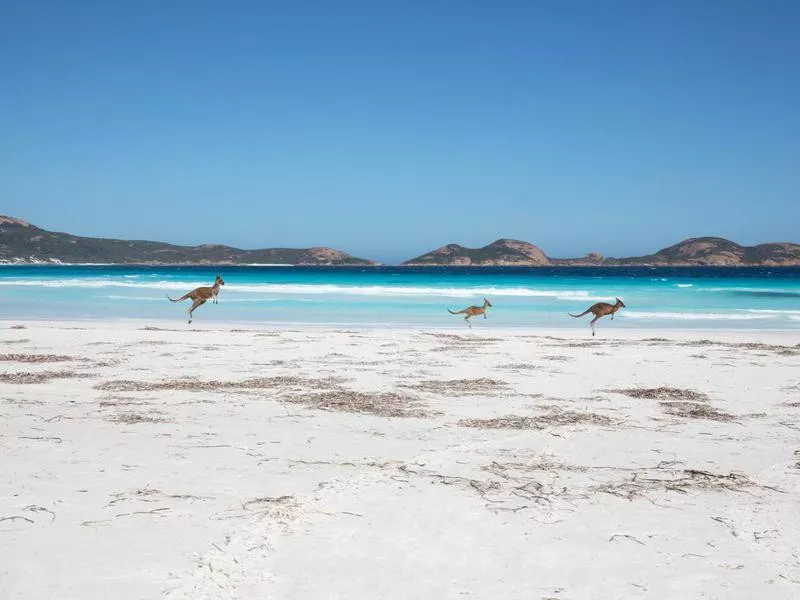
[0,216,377,265]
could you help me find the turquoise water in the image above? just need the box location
[1,265,799,329]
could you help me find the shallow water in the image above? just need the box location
[1,265,798,329]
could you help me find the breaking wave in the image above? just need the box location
[623,311,774,321]
[0,279,602,301]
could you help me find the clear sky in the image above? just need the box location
[2,1,798,263]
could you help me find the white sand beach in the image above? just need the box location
[1,320,799,599]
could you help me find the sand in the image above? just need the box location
[1,320,799,599]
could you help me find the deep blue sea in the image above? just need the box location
[1,265,799,330]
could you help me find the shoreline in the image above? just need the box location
[2,318,799,337]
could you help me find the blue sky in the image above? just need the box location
[1,1,798,263]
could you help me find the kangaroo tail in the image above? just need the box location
[569,309,591,318]
[167,294,189,303]
[448,309,465,315]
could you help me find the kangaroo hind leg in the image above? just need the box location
[188,298,206,324]
[589,315,600,336]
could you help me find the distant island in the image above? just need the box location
[0,216,378,266]
[404,238,800,267]
[2,216,799,266]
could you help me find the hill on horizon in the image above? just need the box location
[2,216,799,266]
[0,216,378,266]
[404,236,800,267]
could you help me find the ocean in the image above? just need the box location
[1,265,799,330]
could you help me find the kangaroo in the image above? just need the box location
[448,298,492,328]
[167,275,225,324]
[569,297,625,336]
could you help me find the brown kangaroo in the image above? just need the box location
[569,297,625,336]
[448,298,492,328]
[167,275,225,324]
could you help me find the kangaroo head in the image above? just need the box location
[615,297,625,308]
[215,274,225,286]
[484,298,492,308]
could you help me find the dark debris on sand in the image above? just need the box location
[660,401,735,422]
[404,378,508,395]
[396,460,779,516]
[0,371,92,384]
[498,363,542,370]
[96,376,436,419]
[94,376,339,393]
[610,387,709,401]
[459,409,613,430]
[458,415,540,429]
[679,340,800,356]
[106,411,168,424]
[283,390,433,418]
[593,468,767,500]
[0,353,73,363]
[610,387,737,421]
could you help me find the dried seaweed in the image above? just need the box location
[593,469,762,500]
[404,378,508,394]
[98,395,156,407]
[660,401,735,422]
[483,458,587,475]
[0,370,91,384]
[678,340,800,355]
[397,457,780,516]
[535,410,614,427]
[498,363,541,370]
[611,387,709,401]
[284,390,432,418]
[107,412,168,424]
[459,410,612,429]
[95,376,338,393]
[459,415,540,429]
[0,353,73,363]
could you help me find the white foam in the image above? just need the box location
[623,311,774,321]
[103,295,165,301]
[736,309,800,315]
[0,278,183,289]
[0,279,602,300]
[700,286,795,293]
[675,284,693,288]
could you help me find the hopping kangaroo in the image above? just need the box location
[569,297,625,336]
[448,298,492,328]
[167,275,225,324]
